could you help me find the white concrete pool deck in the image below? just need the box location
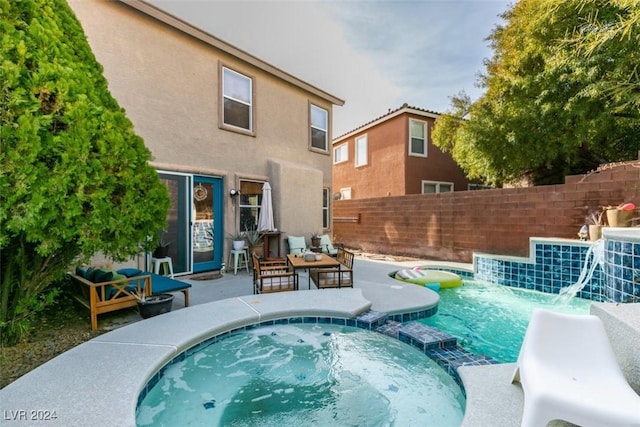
[1,256,638,427]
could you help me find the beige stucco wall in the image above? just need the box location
[69,0,338,263]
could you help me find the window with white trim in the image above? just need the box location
[322,187,330,229]
[422,180,453,194]
[340,187,352,200]
[355,135,367,167]
[310,104,328,151]
[409,119,427,157]
[333,143,348,164]
[222,66,253,132]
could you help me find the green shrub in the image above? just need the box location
[0,0,170,344]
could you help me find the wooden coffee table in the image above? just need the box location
[286,253,340,289]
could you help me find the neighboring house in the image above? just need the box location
[69,0,343,275]
[332,103,481,200]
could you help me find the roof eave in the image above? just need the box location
[119,0,344,106]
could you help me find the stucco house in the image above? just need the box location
[332,103,480,200]
[68,0,344,275]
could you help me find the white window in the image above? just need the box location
[340,187,352,200]
[333,143,348,164]
[409,119,427,157]
[355,135,368,167]
[322,188,330,229]
[222,67,253,132]
[310,104,328,151]
[422,181,453,194]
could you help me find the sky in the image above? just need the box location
[151,0,512,136]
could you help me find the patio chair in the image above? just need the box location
[512,308,640,427]
[309,248,354,289]
[286,235,306,255]
[252,254,298,294]
[318,234,338,256]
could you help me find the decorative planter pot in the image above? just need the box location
[606,209,633,227]
[588,225,603,241]
[153,245,170,258]
[138,294,174,319]
[311,237,321,248]
[250,242,264,258]
[232,240,245,251]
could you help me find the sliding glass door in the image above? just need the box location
[158,172,224,274]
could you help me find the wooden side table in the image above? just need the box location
[262,231,282,260]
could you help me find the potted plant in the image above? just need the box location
[311,232,322,249]
[605,202,635,227]
[245,226,263,257]
[152,231,171,258]
[228,231,245,251]
[132,289,174,319]
[586,209,604,241]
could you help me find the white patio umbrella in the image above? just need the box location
[257,182,274,231]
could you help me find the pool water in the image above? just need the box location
[136,323,465,426]
[421,279,592,363]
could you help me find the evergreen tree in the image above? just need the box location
[0,0,170,343]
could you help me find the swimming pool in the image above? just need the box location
[421,278,592,363]
[136,323,465,426]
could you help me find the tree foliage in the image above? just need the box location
[0,0,170,343]
[432,0,640,186]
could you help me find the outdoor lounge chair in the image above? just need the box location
[512,308,640,427]
[70,266,191,330]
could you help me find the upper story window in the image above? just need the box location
[310,104,328,152]
[333,143,348,164]
[355,134,368,167]
[222,66,253,133]
[409,119,427,157]
[422,180,453,194]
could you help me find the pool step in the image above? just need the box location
[375,319,497,390]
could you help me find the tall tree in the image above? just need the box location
[0,0,170,343]
[432,0,640,186]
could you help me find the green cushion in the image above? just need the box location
[319,235,337,255]
[287,236,306,254]
[93,268,114,283]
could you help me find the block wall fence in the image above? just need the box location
[332,161,640,263]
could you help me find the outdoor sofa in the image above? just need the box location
[69,266,191,330]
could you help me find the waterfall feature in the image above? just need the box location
[555,239,606,304]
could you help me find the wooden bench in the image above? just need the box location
[69,267,191,330]
[309,248,354,289]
